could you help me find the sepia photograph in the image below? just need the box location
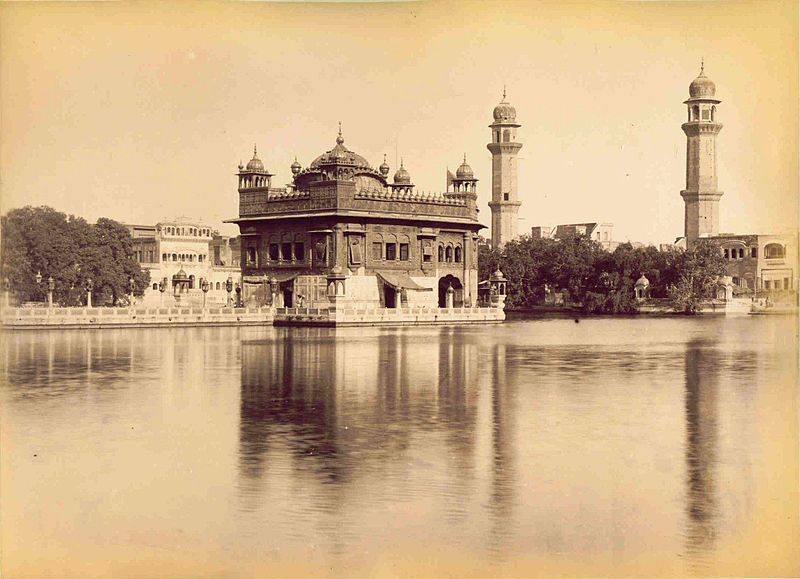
[0,0,798,577]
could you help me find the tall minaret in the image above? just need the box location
[487,89,522,249]
[681,62,723,245]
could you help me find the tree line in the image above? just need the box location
[1,206,149,306]
[479,235,726,314]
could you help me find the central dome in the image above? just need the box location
[310,129,371,169]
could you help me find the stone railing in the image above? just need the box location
[274,305,504,326]
[1,305,274,329]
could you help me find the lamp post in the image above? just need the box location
[201,278,209,310]
[158,276,167,306]
[225,275,233,307]
[85,278,94,307]
[269,276,279,308]
[235,283,241,308]
[3,278,10,309]
[128,277,135,307]
[35,271,42,304]
[47,276,55,308]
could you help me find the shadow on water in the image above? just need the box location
[683,337,720,572]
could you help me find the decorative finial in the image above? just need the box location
[400,157,404,168]
[336,121,344,145]
[253,144,258,157]
[502,84,507,101]
[700,58,704,75]
[463,153,467,163]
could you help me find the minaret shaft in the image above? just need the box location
[681,67,723,245]
[488,94,522,249]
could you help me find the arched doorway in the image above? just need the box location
[438,275,463,308]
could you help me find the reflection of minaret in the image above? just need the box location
[488,342,516,557]
[683,338,720,568]
[437,329,478,524]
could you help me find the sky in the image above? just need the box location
[1,0,797,244]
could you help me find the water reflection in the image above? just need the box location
[237,327,486,553]
[683,338,720,569]
[488,343,517,559]
[1,318,794,577]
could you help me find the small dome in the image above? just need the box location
[290,157,302,175]
[393,160,411,184]
[689,63,716,98]
[246,145,265,172]
[456,155,474,179]
[635,274,650,288]
[493,88,516,122]
[174,268,188,280]
[379,154,390,176]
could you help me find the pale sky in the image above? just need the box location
[1,0,797,244]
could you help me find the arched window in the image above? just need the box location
[247,247,257,265]
[216,282,221,290]
[454,246,462,263]
[738,248,744,259]
[692,105,699,121]
[152,283,158,290]
[723,248,729,259]
[172,253,177,261]
[445,246,453,263]
[162,253,167,262]
[503,129,510,142]
[764,243,785,259]
[438,245,444,262]
[711,106,716,121]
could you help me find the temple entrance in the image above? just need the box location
[383,283,397,308]
[438,275,463,308]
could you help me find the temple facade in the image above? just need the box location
[228,129,487,310]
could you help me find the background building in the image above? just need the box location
[128,219,241,305]
[531,222,620,251]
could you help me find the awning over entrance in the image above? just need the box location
[242,272,299,285]
[376,271,433,291]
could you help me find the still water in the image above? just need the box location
[1,316,798,577]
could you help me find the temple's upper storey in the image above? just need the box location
[236,127,480,223]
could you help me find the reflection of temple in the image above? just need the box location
[683,338,719,566]
[237,328,482,517]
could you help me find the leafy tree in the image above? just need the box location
[667,240,727,313]
[1,206,149,306]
